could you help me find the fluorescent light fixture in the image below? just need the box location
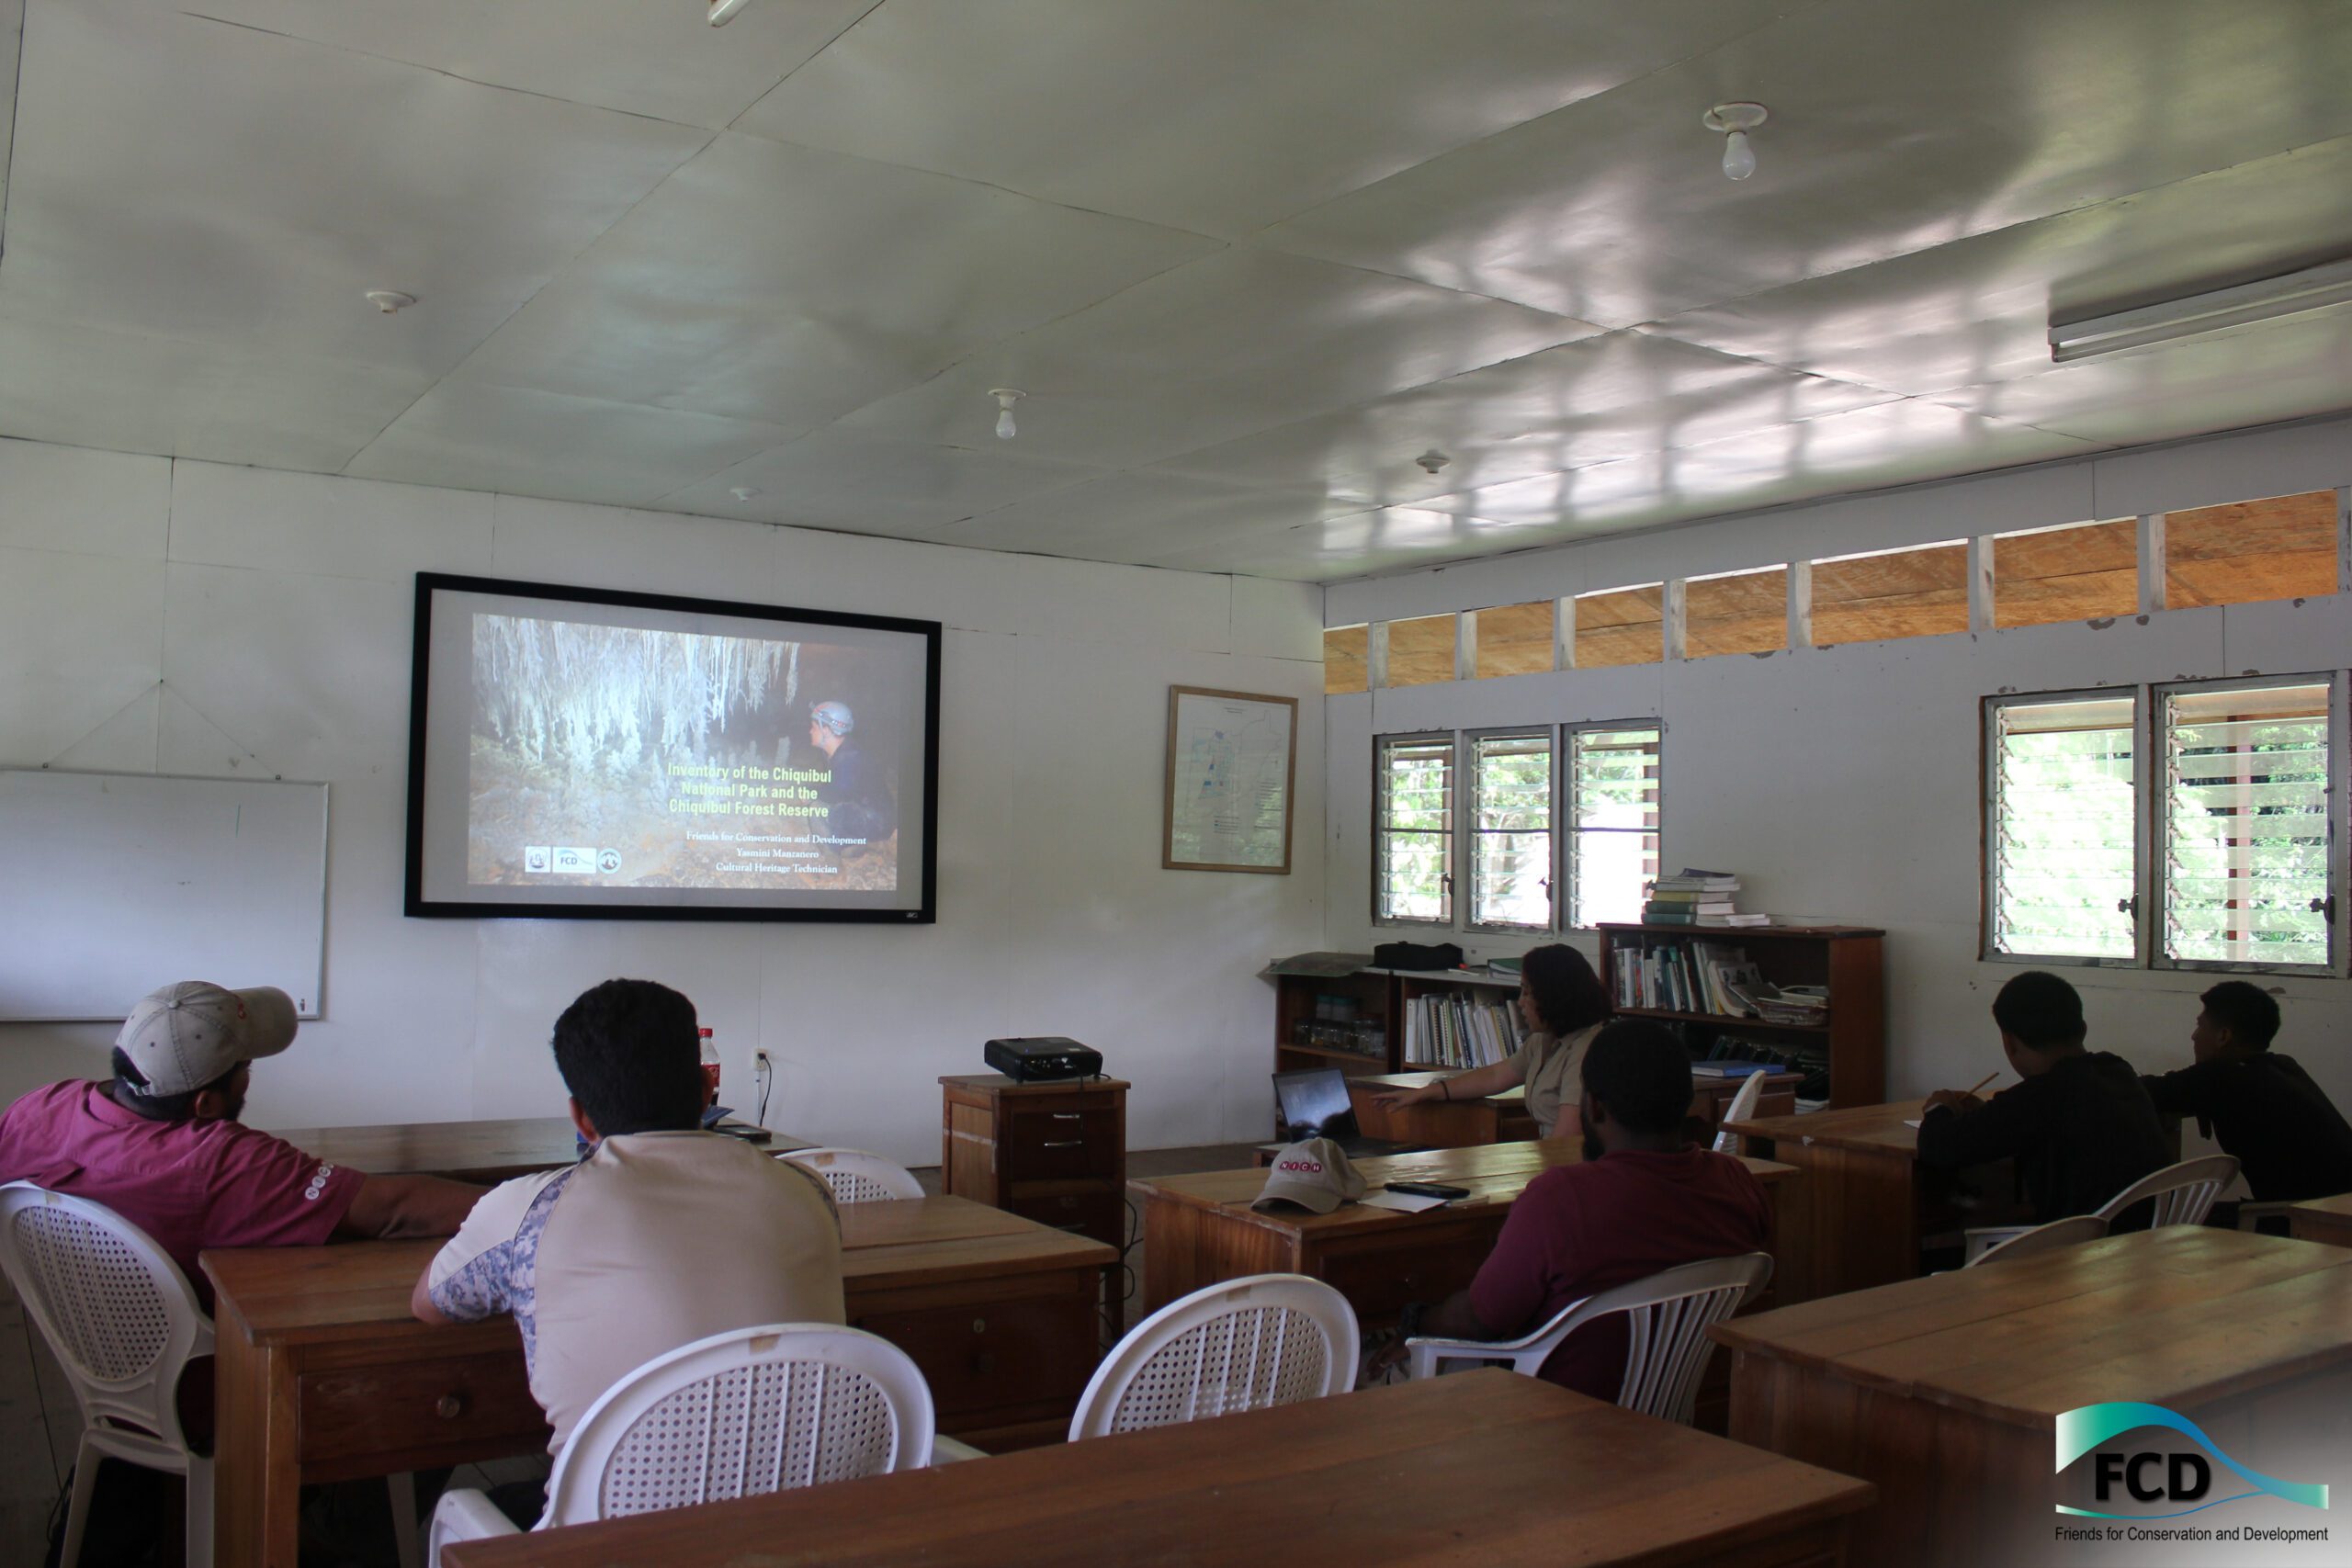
[2050,258,2352,363]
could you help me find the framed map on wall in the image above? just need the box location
[1163,685,1297,874]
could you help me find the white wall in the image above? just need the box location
[1323,415,2352,1122]
[0,440,1327,1160]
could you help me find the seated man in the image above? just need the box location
[2141,980,2352,1204]
[806,699,896,846]
[1376,1019,1771,1397]
[413,978,844,1459]
[0,979,483,1307]
[1918,970,2171,1224]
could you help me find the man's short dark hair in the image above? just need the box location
[1522,944,1612,1037]
[1579,1019,1694,1135]
[109,1047,236,1122]
[2199,980,2280,1051]
[551,979,705,1137]
[1991,970,2086,1051]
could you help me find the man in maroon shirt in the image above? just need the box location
[1376,1018,1770,1397]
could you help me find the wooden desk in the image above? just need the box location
[1712,1228,2352,1567]
[1351,1070,1801,1149]
[273,1116,815,1183]
[443,1370,1874,1568]
[1133,1140,1801,1325]
[1723,1099,1929,1303]
[2288,1190,2352,1247]
[203,1195,1114,1568]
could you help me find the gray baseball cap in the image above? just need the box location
[116,982,298,1096]
[1252,1138,1367,1214]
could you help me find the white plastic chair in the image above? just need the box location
[1068,1274,1357,1441]
[429,1323,934,1564]
[784,1147,925,1203]
[1406,1252,1771,1426]
[1962,1213,2109,1268]
[1712,1072,1768,1155]
[1962,1155,2243,1261]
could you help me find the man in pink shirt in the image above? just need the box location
[1374,1018,1770,1398]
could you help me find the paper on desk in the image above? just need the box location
[1360,1190,1450,1213]
[1903,1119,1923,1130]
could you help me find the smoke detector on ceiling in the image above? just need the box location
[1415,450,1451,475]
[365,290,416,315]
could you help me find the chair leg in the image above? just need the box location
[388,1471,422,1568]
[60,1438,102,1568]
[184,1454,214,1568]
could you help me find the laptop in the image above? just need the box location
[1271,1068,1419,1159]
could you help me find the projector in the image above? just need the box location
[984,1036,1102,1083]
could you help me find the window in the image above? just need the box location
[1682,567,1786,659]
[1993,518,2137,628]
[1984,693,2139,962]
[1375,735,1453,923]
[1474,601,1555,680]
[1573,585,1662,668]
[1383,615,1457,687]
[1566,725,1660,928]
[2165,491,2339,609]
[1810,542,1968,646]
[1323,626,1368,694]
[2158,677,2335,970]
[1467,731,1552,931]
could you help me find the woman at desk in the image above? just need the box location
[1369,945,1611,1138]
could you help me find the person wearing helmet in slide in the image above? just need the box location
[806,700,896,846]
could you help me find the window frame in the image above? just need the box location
[1979,686,2148,968]
[1462,725,1557,935]
[1372,730,1458,928]
[1561,718,1664,932]
[2149,671,2340,976]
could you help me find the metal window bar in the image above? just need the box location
[1468,730,1554,931]
[1567,726,1661,929]
[1985,694,2139,963]
[1377,735,1453,924]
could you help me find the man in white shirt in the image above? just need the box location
[411,979,843,1458]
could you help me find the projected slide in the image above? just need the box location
[407,575,938,922]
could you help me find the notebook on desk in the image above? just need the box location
[1272,1068,1419,1159]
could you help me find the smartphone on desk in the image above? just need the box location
[1385,1180,1471,1201]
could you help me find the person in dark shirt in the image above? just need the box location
[1917,970,2171,1225]
[2141,980,2352,1204]
[806,699,896,844]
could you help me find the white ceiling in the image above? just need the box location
[2,0,2348,581]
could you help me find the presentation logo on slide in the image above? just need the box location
[524,846,550,874]
[597,850,621,874]
[552,846,595,874]
[2056,1402,2329,1519]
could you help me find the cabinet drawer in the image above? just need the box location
[298,1350,548,1470]
[1006,1188,1125,1249]
[855,1292,1097,1422]
[1003,1109,1117,1180]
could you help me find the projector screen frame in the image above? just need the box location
[404,570,941,924]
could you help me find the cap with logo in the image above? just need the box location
[1252,1137,1368,1214]
[116,982,299,1097]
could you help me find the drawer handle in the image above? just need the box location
[1054,1223,1088,1234]
[1042,1140,1084,1149]
[972,1318,987,1335]
[435,1394,466,1420]
[1050,1113,1081,1122]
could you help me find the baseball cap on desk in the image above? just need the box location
[116,982,299,1096]
[1253,1137,1367,1214]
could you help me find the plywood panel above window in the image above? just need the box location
[2166,491,2338,609]
[1994,518,2136,628]
[1811,542,1968,646]
[1683,567,1787,659]
[1573,585,1661,669]
[1324,625,1368,694]
[1474,600,1555,679]
[1384,614,1457,687]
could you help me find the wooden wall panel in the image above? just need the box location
[1993,518,2136,626]
[1474,601,1555,679]
[1383,615,1457,687]
[1573,586,1662,668]
[1323,626,1368,694]
[2166,491,2338,607]
[1684,568,1788,659]
[1811,544,1969,645]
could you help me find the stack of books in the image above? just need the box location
[1644,868,1770,927]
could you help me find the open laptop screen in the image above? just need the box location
[1272,1067,1360,1139]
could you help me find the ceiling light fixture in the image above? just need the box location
[707,0,753,26]
[2049,257,2352,363]
[989,388,1026,440]
[365,289,416,314]
[729,486,762,502]
[1703,102,1768,181]
[1415,450,1451,475]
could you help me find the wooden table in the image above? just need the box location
[1721,1099,1932,1303]
[1134,1139,1801,1326]
[442,1370,1875,1568]
[1712,1228,2352,1567]
[203,1195,1115,1568]
[272,1116,815,1183]
[2288,1190,2352,1247]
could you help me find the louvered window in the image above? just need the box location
[1567,726,1660,929]
[1468,731,1552,931]
[1375,735,1453,923]
[1985,694,2139,961]
[2158,678,2335,970]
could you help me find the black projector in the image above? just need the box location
[985,1036,1102,1083]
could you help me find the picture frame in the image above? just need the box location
[1163,685,1297,874]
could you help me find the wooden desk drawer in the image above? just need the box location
[1315,1232,1496,1323]
[298,1350,548,1472]
[856,1292,1097,1422]
[1003,1109,1116,1180]
[1007,1188,1125,1249]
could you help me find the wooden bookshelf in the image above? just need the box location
[1263,961,1523,1087]
[1595,924,1885,1109]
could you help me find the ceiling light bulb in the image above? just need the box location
[1702,102,1768,182]
[989,388,1025,441]
[1721,130,1756,181]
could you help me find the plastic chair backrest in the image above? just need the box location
[1070,1273,1358,1441]
[1712,1073,1767,1154]
[783,1148,925,1204]
[2094,1155,2239,1229]
[1963,1213,2109,1268]
[0,1182,210,1452]
[542,1323,934,1528]
[1587,1251,1770,1422]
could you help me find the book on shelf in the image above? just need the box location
[1690,1060,1773,1078]
[1402,987,1526,1070]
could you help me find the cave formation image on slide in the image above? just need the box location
[465,615,899,893]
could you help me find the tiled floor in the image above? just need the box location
[0,1142,1267,1564]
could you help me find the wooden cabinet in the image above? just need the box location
[939,1075,1129,1251]
[1596,924,1885,1109]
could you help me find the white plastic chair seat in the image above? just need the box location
[1069,1274,1358,1441]
[1711,1072,1769,1155]
[1962,1213,2109,1267]
[1405,1252,1771,1426]
[783,1147,925,1203]
[428,1323,934,1566]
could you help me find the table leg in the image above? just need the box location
[212,1317,303,1568]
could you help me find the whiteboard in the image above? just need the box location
[0,770,327,1022]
